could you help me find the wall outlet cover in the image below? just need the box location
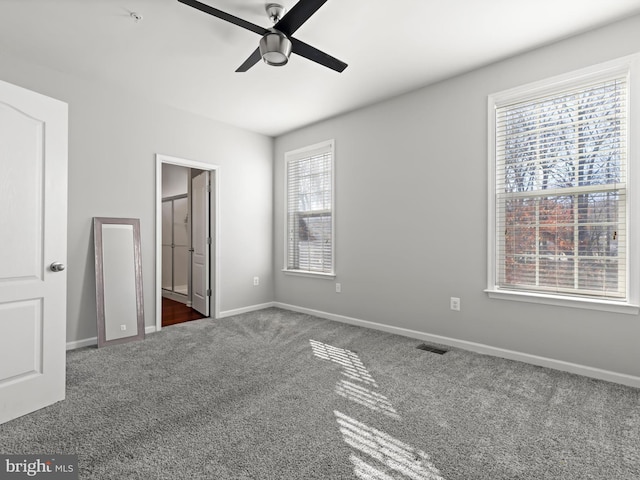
[450,297,461,311]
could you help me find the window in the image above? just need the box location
[488,57,639,311]
[284,140,335,276]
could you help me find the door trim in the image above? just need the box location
[155,154,220,332]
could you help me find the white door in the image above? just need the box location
[0,80,68,425]
[191,171,210,316]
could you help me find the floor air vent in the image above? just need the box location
[416,343,448,355]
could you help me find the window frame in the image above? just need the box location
[486,55,640,314]
[283,139,336,278]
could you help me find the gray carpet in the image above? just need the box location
[1,307,639,479]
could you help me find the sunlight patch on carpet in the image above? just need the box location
[336,411,444,480]
[335,380,400,419]
[309,339,378,386]
[310,339,446,479]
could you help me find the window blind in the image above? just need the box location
[285,141,334,274]
[494,77,627,299]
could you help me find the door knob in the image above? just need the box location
[50,262,66,272]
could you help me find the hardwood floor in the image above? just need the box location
[162,297,205,327]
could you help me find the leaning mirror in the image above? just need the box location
[94,217,145,348]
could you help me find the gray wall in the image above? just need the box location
[0,53,274,344]
[273,15,640,378]
[162,163,189,198]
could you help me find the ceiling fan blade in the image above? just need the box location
[274,0,328,36]
[290,38,347,72]
[236,48,262,72]
[178,0,269,36]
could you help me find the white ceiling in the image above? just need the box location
[1,0,639,136]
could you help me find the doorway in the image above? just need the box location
[155,155,219,331]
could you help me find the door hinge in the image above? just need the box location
[207,237,212,245]
[206,289,212,296]
[206,184,211,193]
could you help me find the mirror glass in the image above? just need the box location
[94,217,145,347]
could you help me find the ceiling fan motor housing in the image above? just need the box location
[259,29,292,66]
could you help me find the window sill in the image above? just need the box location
[485,289,639,315]
[282,269,336,280]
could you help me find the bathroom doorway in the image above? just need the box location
[155,155,219,331]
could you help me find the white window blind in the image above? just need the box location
[493,75,628,300]
[285,140,334,275]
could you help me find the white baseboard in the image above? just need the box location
[273,302,640,389]
[66,337,97,351]
[219,302,276,319]
[161,290,188,304]
[66,325,158,351]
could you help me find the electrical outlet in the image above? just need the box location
[450,297,461,311]
[253,276,260,286]
[335,283,341,293]
[120,324,127,331]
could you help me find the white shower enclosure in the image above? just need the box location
[162,195,190,300]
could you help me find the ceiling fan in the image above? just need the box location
[177,0,348,72]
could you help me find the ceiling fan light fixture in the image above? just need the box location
[259,30,292,66]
